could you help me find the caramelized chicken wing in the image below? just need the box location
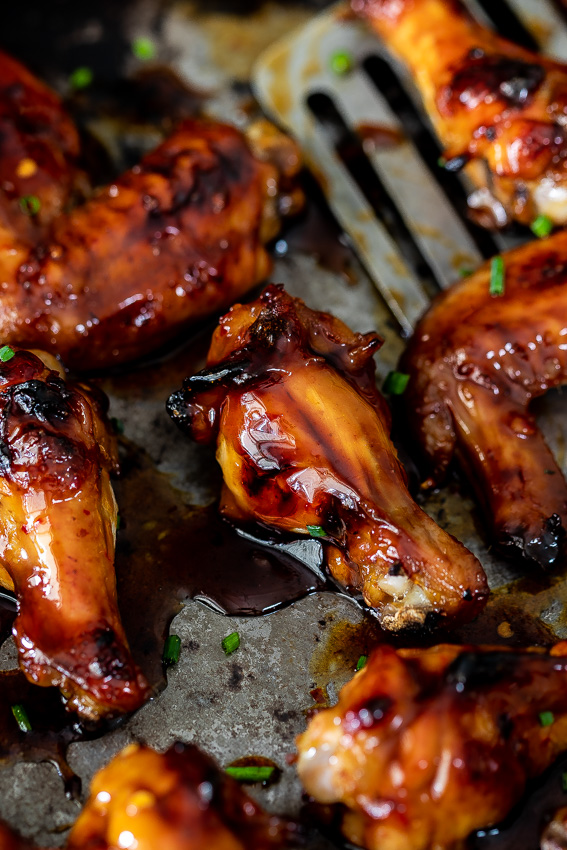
[543,807,567,850]
[0,50,83,239]
[0,821,35,850]
[353,0,567,225]
[402,230,567,569]
[67,741,299,850]
[167,285,487,631]
[0,115,301,371]
[297,640,567,850]
[0,349,149,720]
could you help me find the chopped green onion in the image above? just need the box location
[330,50,353,76]
[116,514,121,530]
[163,634,181,666]
[132,37,156,61]
[356,654,367,671]
[489,255,505,297]
[226,766,275,783]
[222,631,240,656]
[437,156,446,167]
[562,771,567,792]
[11,704,31,732]
[0,346,15,363]
[530,214,553,239]
[69,66,93,90]
[19,195,41,216]
[539,710,555,727]
[307,525,327,538]
[383,371,410,395]
[111,417,124,435]
[458,266,474,278]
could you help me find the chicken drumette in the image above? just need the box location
[353,0,567,226]
[0,348,149,720]
[402,230,567,569]
[298,640,567,850]
[67,742,299,849]
[167,285,487,631]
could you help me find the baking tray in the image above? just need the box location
[0,1,567,847]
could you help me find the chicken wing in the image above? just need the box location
[67,741,299,850]
[0,50,84,239]
[352,0,567,226]
[401,230,567,569]
[543,807,567,850]
[297,640,567,850]
[167,284,487,631]
[0,117,301,371]
[0,348,149,720]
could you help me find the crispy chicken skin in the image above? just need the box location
[0,50,83,238]
[167,285,487,631]
[297,640,567,850]
[67,742,299,850]
[0,349,149,720]
[353,0,567,225]
[0,115,301,371]
[401,231,567,570]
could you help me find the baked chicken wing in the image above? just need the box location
[297,640,567,850]
[167,285,487,631]
[67,741,299,850]
[0,117,300,370]
[0,348,149,720]
[353,0,567,226]
[402,230,567,569]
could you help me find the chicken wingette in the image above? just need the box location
[167,285,488,631]
[353,0,567,226]
[0,348,149,720]
[297,641,567,850]
[402,230,567,569]
[67,742,299,850]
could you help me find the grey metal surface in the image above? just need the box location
[2,0,567,847]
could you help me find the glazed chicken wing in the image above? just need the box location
[0,117,300,370]
[402,230,567,569]
[167,285,487,631]
[67,742,299,850]
[353,0,567,226]
[0,349,149,720]
[297,640,567,850]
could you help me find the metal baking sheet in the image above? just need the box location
[1,1,567,847]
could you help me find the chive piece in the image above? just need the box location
[330,50,353,76]
[489,255,505,297]
[539,710,555,727]
[11,704,31,732]
[562,771,567,792]
[163,634,181,666]
[437,156,446,167]
[307,525,327,538]
[383,371,410,395]
[222,631,240,656]
[458,266,473,278]
[19,195,41,216]
[111,417,124,435]
[69,67,93,90]
[356,654,367,671]
[132,37,156,61]
[226,766,275,783]
[530,214,553,239]
[0,346,15,363]
[116,514,121,531]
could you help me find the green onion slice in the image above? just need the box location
[163,634,181,666]
[539,710,555,727]
[69,67,93,90]
[489,256,505,297]
[11,704,31,732]
[132,37,156,60]
[562,771,567,792]
[530,214,553,239]
[306,525,327,538]
[330,50,353,75]
[19,195,41,216]
[0,346,15,363]
[356,654,367,671]
[383,371,410,395]
[226,766,275,782]
[222,631,240,656]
